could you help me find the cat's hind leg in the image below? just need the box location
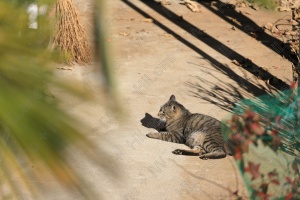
[172,146,204,156]
[199,150,226,159]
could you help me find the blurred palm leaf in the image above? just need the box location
[0,0,117,199]
[93,0,123,115]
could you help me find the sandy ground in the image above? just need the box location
[27,0,296,199]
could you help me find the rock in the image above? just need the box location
[277,6,291,12]
[181,0,201,13]
[119,32,129,36]
[290,31,298,36]
[264,22,273,30]
[293,9,300,19]
[250,4,259,10]
[155,0,171,5]
[235,1,247,8]
[142,18,153,23]
[232,59,240,66]
[290,19,298,26]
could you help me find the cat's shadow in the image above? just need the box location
[140,113,166,132]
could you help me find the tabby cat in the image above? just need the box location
[146,95,228,159]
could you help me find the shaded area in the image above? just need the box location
[185,62,276,112]
[171,159,245,199]
[140,113,166,131]
[135,0,288,90]
[122,0,289,112]
[200,0,297,65]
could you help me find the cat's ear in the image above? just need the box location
[172,105,176,112]
[169,95,176,101]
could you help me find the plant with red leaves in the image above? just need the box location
[224,107,300,199]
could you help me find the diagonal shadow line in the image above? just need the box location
[187,62,271,99]
[170,159,236,194]
[122,0,289,92]
[200,1,297,65]
[186,72,259,113]
[171,159,248,199]
[122,0,288,100]
[186,82,240,112]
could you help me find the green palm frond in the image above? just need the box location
[0,0,118,199]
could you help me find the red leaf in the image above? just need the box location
[241,141,250,153]
[249,112,255,118]
[250,122,265,135]
[234,146,242,160]
[290,81,296,89]
[270,129,279,136]
[292,162,299,172]
[286,177,293,184]
[271,137,281,148]
[275,116,281,123]
[285,193,293,200]
[260,183,269,192]
[231,114,239,122]
[245,162,261,180]
[268,170,278,178]
[232,133,245,142]
[271,179,280,185]
[243,108,255,119]
[243,127,250,135]
[253,114,260,122]
[265,118,270,126]
[256,191,269,200]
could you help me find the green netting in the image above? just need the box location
[234,89,299,156]
[221,88,300,199]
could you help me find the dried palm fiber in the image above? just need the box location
[53,0,91,65]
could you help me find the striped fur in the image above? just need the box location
[146,95,227,159]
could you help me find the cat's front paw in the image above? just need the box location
[199,154,208,160]
[172,149,183,155]
[146,131,160,139]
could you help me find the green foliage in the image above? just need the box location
[94,0,123,114]
[223,87,300,199]
[0,0,114,199]
[246,0,278,9]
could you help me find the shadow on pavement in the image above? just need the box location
[199,0,297,65]
[122,0,290,111]
[140,113,166,131]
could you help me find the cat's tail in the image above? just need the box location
[225,139,236,156]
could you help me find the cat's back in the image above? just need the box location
[184,112,221,133]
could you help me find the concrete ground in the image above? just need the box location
[35,0,295,199]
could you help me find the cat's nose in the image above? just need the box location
[157,112,160,117]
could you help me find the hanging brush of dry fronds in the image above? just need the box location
[53,0,91,65]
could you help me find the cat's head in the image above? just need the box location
[157,95,186,123]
